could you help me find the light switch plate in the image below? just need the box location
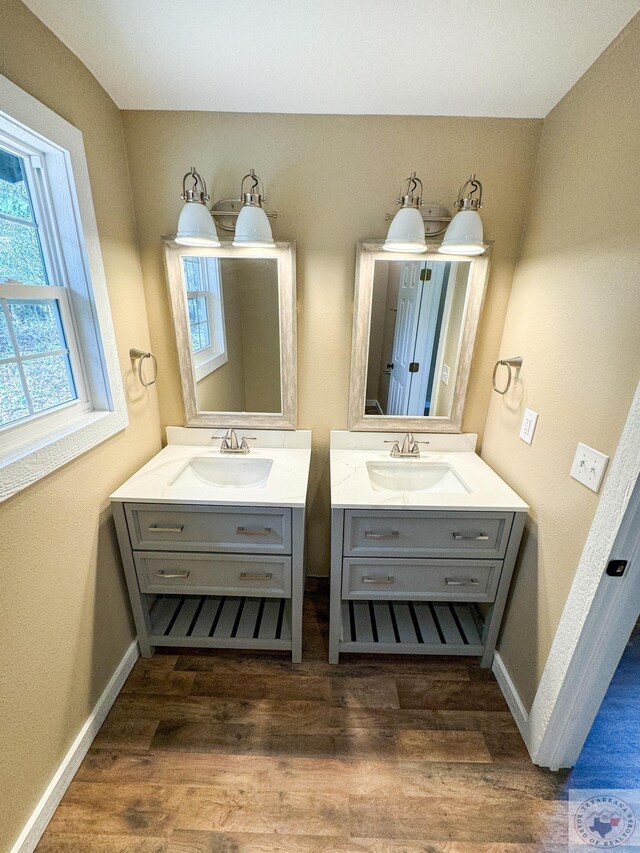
[441,364,450,386]
[519,408,538,445]
[570,442,609,493]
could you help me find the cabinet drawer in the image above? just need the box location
[343,510,513,559]
[342,558,502,602]
[134,551,291,597]
[125,503,291,554]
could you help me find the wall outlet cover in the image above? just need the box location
[519,408,539,445]
[570,442,609,493]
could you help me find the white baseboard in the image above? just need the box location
[492,650,531,752]
[10,639,140,853]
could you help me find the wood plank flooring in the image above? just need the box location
[37,581,569,851]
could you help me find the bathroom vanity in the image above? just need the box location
[329,431,527,665]
[111,429,311,662]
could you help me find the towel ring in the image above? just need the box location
[130,348,158,388]
[492,357,523,395]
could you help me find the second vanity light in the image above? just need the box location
[175,166,277,248]
[383,171,486,255]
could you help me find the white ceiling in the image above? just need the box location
[23,0,640,117]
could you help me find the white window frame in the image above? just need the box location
[182,255,228,381]
[0,74,127,501]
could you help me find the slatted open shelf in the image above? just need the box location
[148,594,292,650]
[340,600,485,656]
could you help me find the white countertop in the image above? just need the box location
[110,429,311,507]
[330,432,528,512]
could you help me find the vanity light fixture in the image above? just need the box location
[208,168,278,248]
[438,174,485,256]
[383,172,428,253]
[232,169,276,248]
[175,166,221,247]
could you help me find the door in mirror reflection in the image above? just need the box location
[365,259,471,418]
[183,256,281,414]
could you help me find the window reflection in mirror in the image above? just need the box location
[182,256,282,414]
[365,259,471,419]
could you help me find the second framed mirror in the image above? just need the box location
[348,241,491,432]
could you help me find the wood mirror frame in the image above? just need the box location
[163,238,297,429]
[347,240,491,432]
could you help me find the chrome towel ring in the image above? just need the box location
[492,356,523,395]
[130,348,158,388]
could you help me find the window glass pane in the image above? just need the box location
[183,256,204,291]
[0,362,29,426]
[0,308,14,359]
[23,354,76,414]
[0,148,33,222]
[9,300,65,355]
[0,217,48,285]
[188,295,210,352]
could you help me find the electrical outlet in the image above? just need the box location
[570,442,609,493]
[441,364,450,385]
[519,408,538,445]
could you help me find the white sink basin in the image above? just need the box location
[366,460,469,493]
[170,456,273,489]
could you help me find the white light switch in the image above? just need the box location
[519,408,538,445]
[570,442,609,493]
[441,364,450,386]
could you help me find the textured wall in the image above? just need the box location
[482,14,640,710]
[122,110,542,574]
[0,3,161,849]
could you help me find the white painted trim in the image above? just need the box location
[528,381,640,769]
[9,640,139,853]
[492,650,530,748]
[0,73,128,502]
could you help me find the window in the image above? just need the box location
[182,256,227,381]
[0,74,127,501]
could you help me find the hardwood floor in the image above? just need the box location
[37,581,569,851]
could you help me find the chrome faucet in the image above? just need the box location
[214,429,256,454]
[385,433,429,458]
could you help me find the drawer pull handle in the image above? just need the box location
[239,572,273,581]
[362,575,396,585]
[156,570,190,579]
[148,524,184,533]
[452,532,489,541]
[364,531,400,540]
[236,526,272,536]
[445,577,480,586]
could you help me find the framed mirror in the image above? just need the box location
[163,240,297,429]
[348,241,491,432]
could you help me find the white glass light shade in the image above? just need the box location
[232,204,275,248]
[383,206,427,253]
[175,201,220,247]
[438,209,485,255]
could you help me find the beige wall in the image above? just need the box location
[0,2,161,849]
[122,110,542,573]
[481,14,640,710]
[237,259,281,413]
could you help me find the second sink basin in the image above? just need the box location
[366,460,469,493]
[170,456,273,489]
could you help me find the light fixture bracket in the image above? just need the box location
[181,166,210,204]
[210,167,277,231]
[211,198,277,232]
[384,202,452,237]
[454,174,483,211]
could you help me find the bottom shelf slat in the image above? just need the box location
[149,594,292,647]
[340,599,484,655]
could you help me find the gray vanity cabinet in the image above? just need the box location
[329,508,526,666]
[112,501,305,662]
